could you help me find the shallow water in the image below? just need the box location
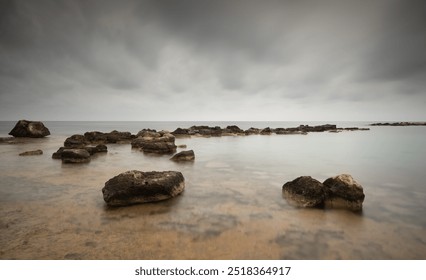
[1,122,426,259]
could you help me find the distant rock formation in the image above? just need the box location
[102,170,185,206]
[19,149,43,156]
[282,174,365,211]
[170,150,195,162]
[370,122,426,126]
[9,120,50,138]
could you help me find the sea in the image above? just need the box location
[1,121,425,259]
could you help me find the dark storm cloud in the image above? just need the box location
[0,0,425,121]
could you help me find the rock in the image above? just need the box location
[102,170,185,206]
[170,150,195,162]
[136,129,160,138]
[323,174,365,211]
[177,144,187,148]
[131,132,177,154]
[19,149,43,156]
[260,127,273,135]
[52,147,65,159]
[61,149,91,163]
[171,128,191,136]
[0,137,17,144]
[64,134,88,148]
[106,130,134,143]
[83,131,108,143]
[370,122,426,126]
[85,144,108,155]
[244,127,261,135]
[8,120,50,138]
[298,124,337,132]
[282,176,326,207]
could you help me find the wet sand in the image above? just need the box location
[1,134,426,259]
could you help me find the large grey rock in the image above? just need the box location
[102,170,185,206]
[170,150,195,162]
[323,174,365,211]
[282,176,326,207]
[9,120,50,138]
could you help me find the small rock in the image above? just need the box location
[170,150,195,162]
[19,149,43,156]
[102,170,185,206]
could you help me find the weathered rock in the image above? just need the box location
[106,130,134,143]
[132,132,177,154]
[260,127,273,135]
[170,150,195,162]
[83,131,108,143]
[61,148,91,163]
[136,129,160,138]
[85,144,108,155]
[244,127,261,135]
[223,125,244,135]
[19,149,43,156]
[64,134,88,148]
[282,176,326,207]
[52,147,66,159]
[323,174,365,211]
[171,128,191,136]
[102,170,185,206]
[370,122,426,126]
[298,124,337,132]
[9,120,50,138]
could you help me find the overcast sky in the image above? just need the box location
[1,0,425,121]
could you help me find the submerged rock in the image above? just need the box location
[9,120,50,138]
[19,149,43,156]
[102,170,185,206]
[170,150,195,162]
[282,176,326,207]
[323,174,365,211]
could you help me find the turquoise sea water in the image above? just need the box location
[1,121,425,259]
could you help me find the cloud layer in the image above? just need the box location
[1,0,425,121]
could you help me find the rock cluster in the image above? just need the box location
[370,122,426,126]
[131,130,177,154]
[171,124,368,137]
[282,174,365,211]
[52,134,108,163]
[102,170,185,206]
[9,120,50,138]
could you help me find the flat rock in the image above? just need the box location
[19,149,43,156]
[282,176,326,207]
[170,150,195,162]
[102,170,185,206]
[9,120,50,138]
[323,174,365,211]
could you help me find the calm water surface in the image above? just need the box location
[1,121,425,259]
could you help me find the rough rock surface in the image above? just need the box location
[323,174,365,211]
[9,120,50,138]
[102,170,185,206]
[61,148,91,163]
[170,150,195,162]
[131,131,177,154]
[19,149,43,156]
[282,176,326,207]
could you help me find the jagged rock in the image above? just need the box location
[102,170,185,206]
[136,129,160,138]
[244,127,261,135]
[323,174,365,211]
[61,148,91,163]
[260,127,273,135]
[170,150,195,162]
[282,176,326,207]
[19,149,43,156]
[171,128,191,136]
[9,120,50,138]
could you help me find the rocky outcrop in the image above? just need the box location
[53,144,107,160]
[102,170,185,206]
[83,130,135,144]
[244,127,261,135]
[64,134,88,148]
[9,120,50,138]
[323,174,365,211]
[170,150,195,162]
[282,176,326,207]
[260,127,273,135]
[370,122,426,126]
[282,174,365,211]
[19,149,43,156]
[61,148,91,163]
[131,131,177,154]
[298,124,337,132]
